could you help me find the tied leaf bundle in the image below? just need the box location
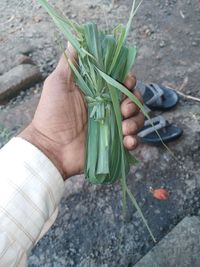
[38,0,156,241]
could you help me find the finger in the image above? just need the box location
[121,73,136,101]
[121,90,144,118]
[123,135,138,150]
[122,112,145,136]
[121,97,140,118]
[124,73,136,90]
[134,90,144,104]
[54,42,77,83]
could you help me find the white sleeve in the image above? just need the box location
[0,137,65,267]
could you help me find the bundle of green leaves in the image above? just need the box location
[38,0,156,241]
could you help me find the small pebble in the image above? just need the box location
[192,41,198,47]
[159,40,167,48]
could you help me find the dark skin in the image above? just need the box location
[19,44,144,180]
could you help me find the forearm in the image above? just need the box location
[0,137,64,266]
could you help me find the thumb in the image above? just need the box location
[54,42,77,84]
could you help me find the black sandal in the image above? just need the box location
[138,116,183,145]
[136,81,179,111]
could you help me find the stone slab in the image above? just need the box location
[0,64,42,103]
[134,216,200,267]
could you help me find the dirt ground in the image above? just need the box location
[0,0,200,266]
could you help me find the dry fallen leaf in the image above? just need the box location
[150,187,169,200]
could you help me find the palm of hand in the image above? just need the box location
[32,70,87,178]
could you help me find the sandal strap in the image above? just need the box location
[143,104,151,114]
[147,84,163,106]
[136,81,164,106]
[136,81,147,95]
[138,116,167,138]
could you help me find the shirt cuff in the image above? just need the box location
[0,137,64,252]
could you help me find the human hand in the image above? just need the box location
[19,45,144,180]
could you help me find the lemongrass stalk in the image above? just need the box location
[37,0,156,241]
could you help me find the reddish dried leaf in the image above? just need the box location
[151,188,169,200]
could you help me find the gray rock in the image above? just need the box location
[0,53,34,76]
[0,39,35,75]
[134,216,200,267]
[0,53,33,75]
[0,64,42,103]
[15,54,34,65]
[2,38,34,56]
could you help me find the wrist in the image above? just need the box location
[18,124,66,179]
